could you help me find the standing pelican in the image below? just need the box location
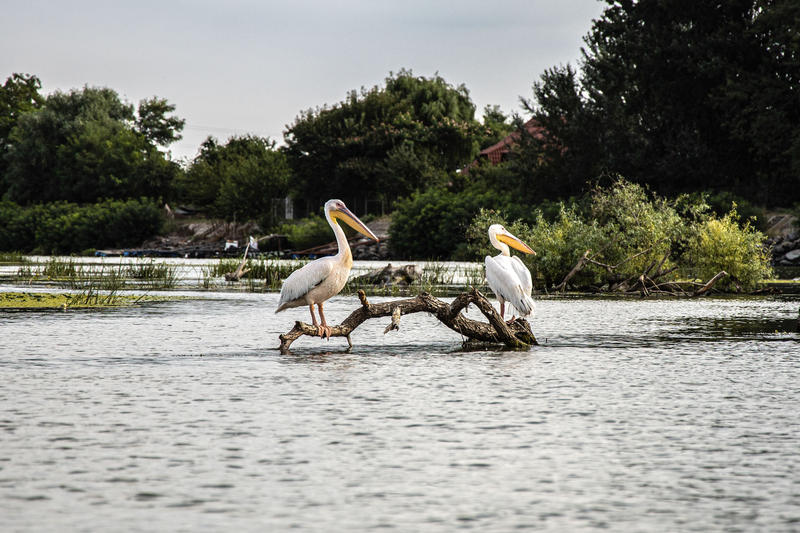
[276,199,378,339]
[485,224,536,321]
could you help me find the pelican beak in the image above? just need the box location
[332,205,379,242]
[498,231,536,255]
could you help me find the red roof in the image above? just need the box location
[478,118,547,165]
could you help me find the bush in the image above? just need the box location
[389,187,513,259]
[277,214,335,251]
[464,178,773,291]
[588,179,684,279]
[683,208,773,291]
[0,199,163,253]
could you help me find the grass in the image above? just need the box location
[125,259,179,289]
[0,251,28,264]
[4,257,181,290]
[212,257,307,289]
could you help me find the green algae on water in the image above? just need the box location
[0,291,177,310]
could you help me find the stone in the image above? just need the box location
[784,249,800,262]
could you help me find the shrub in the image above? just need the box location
[588,179,684,279]
[683,208,773,290]
[465,178,773,291]
[389,187,516,259]
[277,214,335,251]
[0,199,163,253]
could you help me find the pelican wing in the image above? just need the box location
[276,256,336,311]
[485,254,535,317]
[510,255,533,297]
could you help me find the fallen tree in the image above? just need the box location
[278,288,537,354]
[555,246,729,297]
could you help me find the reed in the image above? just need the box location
[126,259,178,289]
[0,252,28,264]
[212,257,306,289]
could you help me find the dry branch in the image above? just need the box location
[691,271,728,297]
[278,289,537,354]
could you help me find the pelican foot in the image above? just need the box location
[316,325,332,339]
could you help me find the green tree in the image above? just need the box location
[178,135,290,228]
[0,73,44,192]
[477,105,514,149]
[520,0,800,204]
[135,97,186,147]
[3,85,182,204]
[284,69,480,210]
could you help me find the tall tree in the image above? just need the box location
[0,73,44,192]
[520,0,800,204]
[136,97,185,147]
[177,135,290,228]
[3,86,182,204]
[283,69,480,210]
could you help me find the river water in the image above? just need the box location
[1,281,799,531]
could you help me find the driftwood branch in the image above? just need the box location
[691,270,728,297]
[553,241,731,297]
[278,289,537,354]
[225,242,252,281]
[555,250,592,292]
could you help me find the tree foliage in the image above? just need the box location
[177,135,290,228]
[284,69,481,207]
[0,73,44,187]
[135,97,185,147]
[515,0,800,204]
[0,198,163,254]
[465,179,773,291]
[2,85,182,204]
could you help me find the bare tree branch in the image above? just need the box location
[278,289,537,354]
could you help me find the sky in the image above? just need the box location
[1,0,606,162]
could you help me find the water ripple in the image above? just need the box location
[0,291,798,531]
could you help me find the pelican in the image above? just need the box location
[485,224,536,321]
[276,199,378,339]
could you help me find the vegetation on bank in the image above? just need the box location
[464,180,773,292]
[0,198,163,254]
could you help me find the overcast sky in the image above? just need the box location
[1,0,605,162]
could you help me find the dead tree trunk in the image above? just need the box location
[278,289,537,354]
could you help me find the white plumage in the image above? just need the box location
[276,199,378,338]
[485,224,536,320]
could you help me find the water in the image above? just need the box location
[1,283,799,531]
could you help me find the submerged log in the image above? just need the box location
[278,288,537,354]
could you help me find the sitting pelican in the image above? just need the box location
[485,224,536,321]
[276,199,378,338]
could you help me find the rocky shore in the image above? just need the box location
[766,214,800,269]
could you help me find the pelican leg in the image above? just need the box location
[309,304,324,337]
[499,301,506,321]
[318,302,332,340]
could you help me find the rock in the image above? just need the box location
[785,249,800,262]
